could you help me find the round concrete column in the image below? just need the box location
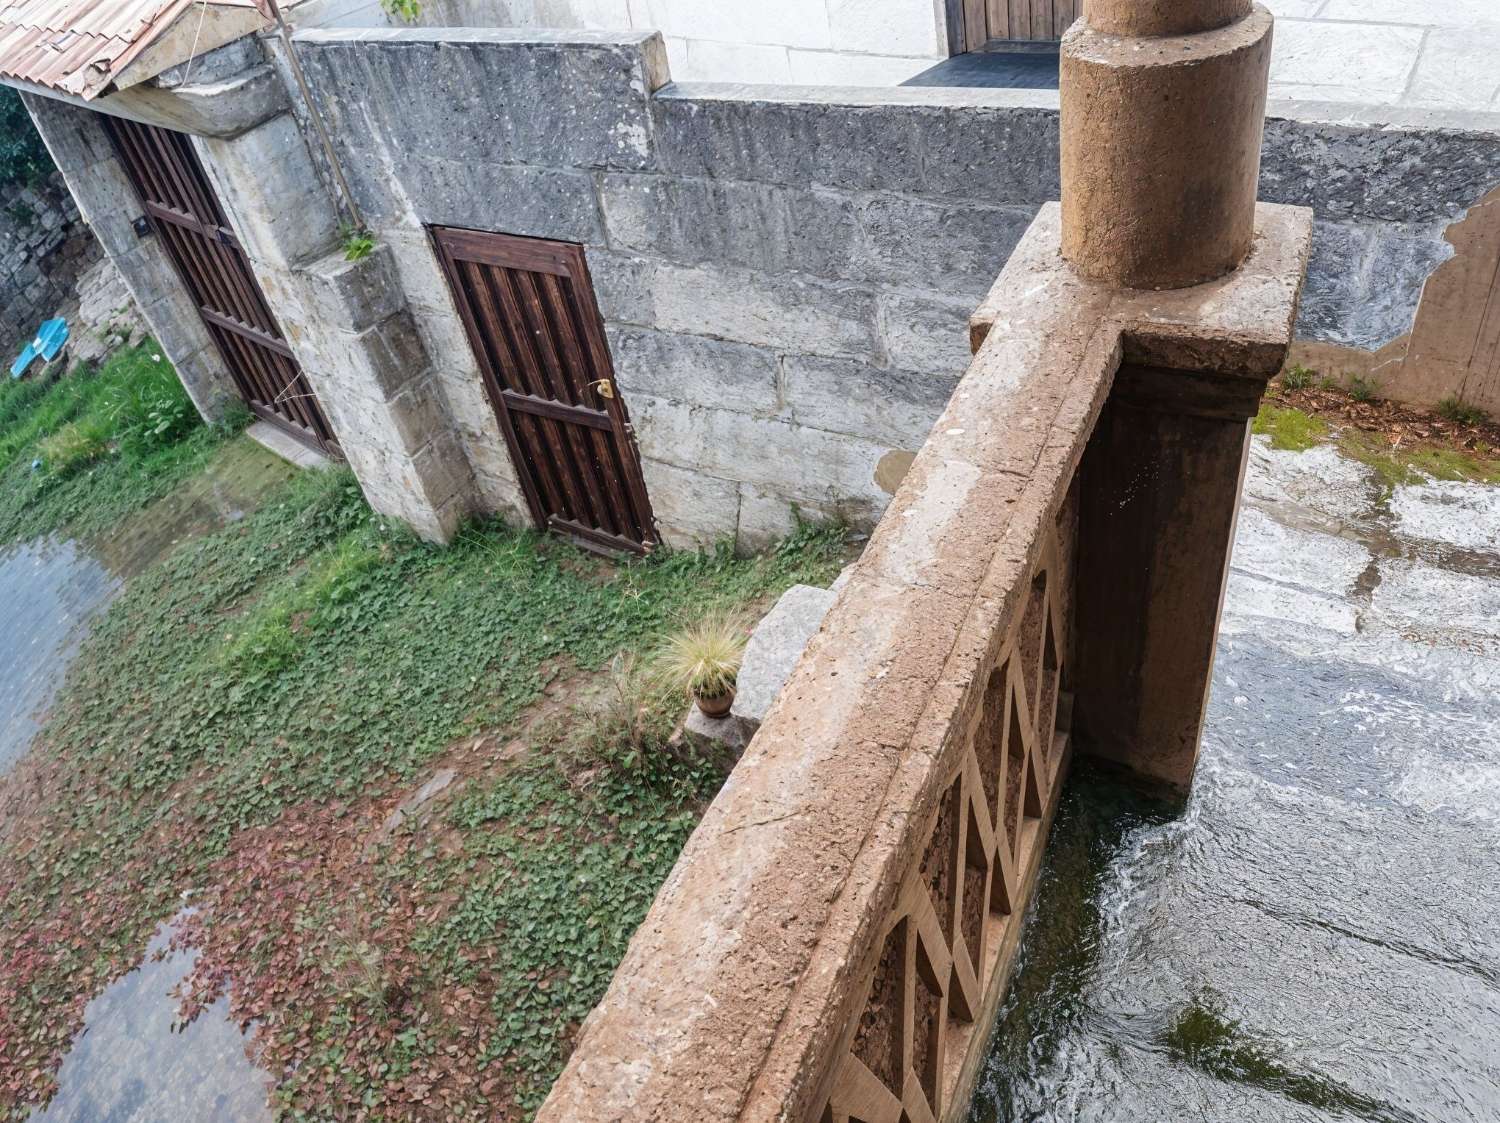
[1060,1,1273,289]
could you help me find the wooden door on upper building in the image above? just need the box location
[961,0,1080,50]
[102,116,340,459]
[431,227,658,555]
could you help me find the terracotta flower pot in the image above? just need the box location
[694,688,735,719]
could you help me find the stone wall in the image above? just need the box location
[186,82,478,544]
[286,0,950,84]
[0,171,100,362]
[20,93,242,421]
[21,60,475,545]
[19,28,1500,549]
[289,28,1500,550]
[295,31,1054,549]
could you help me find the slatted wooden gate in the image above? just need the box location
[431,228,657,554]
[961,0,1080,48]
[102,116,340,459]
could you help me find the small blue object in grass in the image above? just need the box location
[10,317,69,379]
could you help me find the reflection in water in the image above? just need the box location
[0,538,118,774]
[0,440,294,778]
[0,439,297,1113]
[30,913,271,1123]
[970,441,1500,1123]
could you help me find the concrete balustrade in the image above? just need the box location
[539,202,1311,1122]
[543,3,1311,1116]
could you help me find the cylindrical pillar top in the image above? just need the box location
[1059,3,1273,289]
[1086,0,1253,37]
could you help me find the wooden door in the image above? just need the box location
[102,116,341,459]
[967,0,1080,48]
[431,227,658,554]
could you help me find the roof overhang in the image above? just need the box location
[0,1,281,102]
[113,4,270,92]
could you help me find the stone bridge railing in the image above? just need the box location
[538,203,1309,1123]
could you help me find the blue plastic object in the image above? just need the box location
[10,317,69,379]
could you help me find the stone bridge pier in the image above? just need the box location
[541,2,1310,1121]
[1062,0,1279,792]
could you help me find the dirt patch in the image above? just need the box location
[1267,381,1500,459]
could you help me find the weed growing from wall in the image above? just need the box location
[1437,396,1489,427]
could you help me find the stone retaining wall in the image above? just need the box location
[18,28,1500,547]
[290,28,1500,549]
[0,172,100,363]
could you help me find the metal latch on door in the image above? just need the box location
[591,379,615,400]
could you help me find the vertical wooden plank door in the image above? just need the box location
[431,227,658,555]
[101,116,340,459]
[981,0,1079,42]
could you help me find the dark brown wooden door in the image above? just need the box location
[432,227,657,554]
[102,116,340,459]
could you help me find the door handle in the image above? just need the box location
[591,379,615,400]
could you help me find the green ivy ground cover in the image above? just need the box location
[0,353,844,1119]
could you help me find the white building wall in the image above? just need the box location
[291,0,950,86]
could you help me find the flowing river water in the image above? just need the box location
[1,436,1495,1120]
[971,440,1500,1122]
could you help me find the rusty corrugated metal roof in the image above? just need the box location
[0,0,269,100]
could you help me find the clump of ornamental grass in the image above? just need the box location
[655,611,746,702]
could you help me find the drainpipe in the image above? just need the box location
[258,0,366,234]
[1059,0,1273,289]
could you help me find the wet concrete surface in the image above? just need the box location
[0,440,293,776]
[29,912,273,1123]
[971,438,1500,1122]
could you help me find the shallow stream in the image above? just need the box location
[970,440,1500,1122]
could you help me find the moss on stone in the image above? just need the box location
[1338,429,1500,490]
[1251,404,1330,451]
[1163,995,1412,1120]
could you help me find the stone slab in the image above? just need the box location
[246,420,336,471]
[681,706,752,755]
[730,584,838,729]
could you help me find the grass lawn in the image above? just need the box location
[0,342,239,544]
[0,352,844,1120]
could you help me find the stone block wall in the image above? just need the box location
[290,28,1500,551]
[288,0,950,85]
[22,67,479,545]
[20,28,1500,551]
[294,30,1051,549]
[190,96,479,543]
[418,0,948,86]
[0,171,102,364]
